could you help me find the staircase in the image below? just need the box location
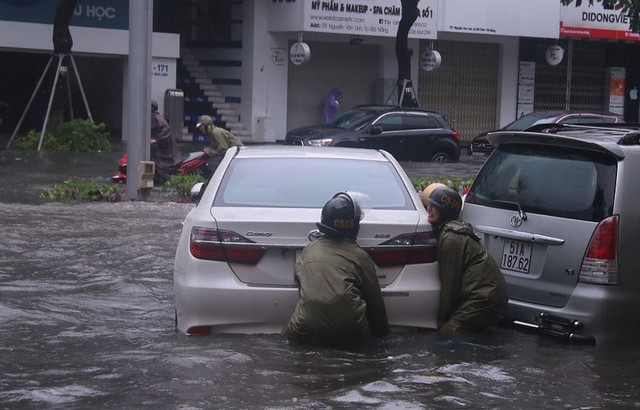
[177,45,250,142]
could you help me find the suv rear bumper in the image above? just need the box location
[504,283,638,344]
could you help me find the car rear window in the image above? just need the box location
[466,144,617,222]
[213,157,415,210]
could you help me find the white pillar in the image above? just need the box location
[241,0,289,143]
[126,0,152,199]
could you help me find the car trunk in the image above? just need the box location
[461,138,619,309]
[210,207,423,287]
[462,204,597,307]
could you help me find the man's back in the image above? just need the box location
[282,236,388,345]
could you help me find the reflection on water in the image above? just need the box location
[1,150,640,408]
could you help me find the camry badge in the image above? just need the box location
[246,231,273,237]
[510,214,523,228]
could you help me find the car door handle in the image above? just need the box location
[359,138,366,142]
[474,225,565,245]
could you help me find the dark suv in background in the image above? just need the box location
[468,110,624,156]
[284,105,461,162]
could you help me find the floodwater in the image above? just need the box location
[1,147,640,409]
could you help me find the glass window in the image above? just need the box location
[503,111,561,131]
[404,114,439,130]
[373,113,403,131]
[466,144,617,222]
[569,115,619,124]
[330,109,377,130]
[214,157,415,210]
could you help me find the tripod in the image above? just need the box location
[6,53,93,151]
[384,78,420,108]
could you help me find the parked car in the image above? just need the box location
[468,110,624,156]
[284,105,461,163]
[174,145,440,335]
[461,123,640,344]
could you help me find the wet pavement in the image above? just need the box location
[1,144,640,408]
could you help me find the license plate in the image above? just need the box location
[501,238,532,273]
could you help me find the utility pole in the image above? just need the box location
[126,0,153,200]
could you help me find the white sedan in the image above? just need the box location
[174,145,440,335]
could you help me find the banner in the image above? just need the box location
[560,1,640,41]
[269,0,438,39]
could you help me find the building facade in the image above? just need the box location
[0,0,638,144]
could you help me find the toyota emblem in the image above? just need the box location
[510,214,523,228]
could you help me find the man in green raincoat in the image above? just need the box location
[282,192,389,346]
[422,184,507,334]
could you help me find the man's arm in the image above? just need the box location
[358,253,390,336]
[437,233,467,328]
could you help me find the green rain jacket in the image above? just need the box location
[282,236,390,345]
[437,219,508,333]
[207,125,244,156]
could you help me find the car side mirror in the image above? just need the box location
[190,182,205,203]
[369,125,383,135]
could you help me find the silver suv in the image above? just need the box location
[461,123,640,344]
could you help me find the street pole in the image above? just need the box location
[126,0,152,200]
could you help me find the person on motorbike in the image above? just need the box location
[196,115,244,164]
[151,101,181,184]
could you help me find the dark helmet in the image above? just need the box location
[428,186,462,222]
[151,101,158,113]
[316,192,362,239]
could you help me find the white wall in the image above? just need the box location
[438,0,559,39]
[242,0,289,143]
[0,21,179,58]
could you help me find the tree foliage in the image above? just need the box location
[561,0,640,32]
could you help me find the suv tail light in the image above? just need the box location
[365,231,438,266]
[190,227,266,264]
[452,129,461,140]
[579,215,619,285]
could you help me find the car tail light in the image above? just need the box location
[189,227,266,264]
[452,129,461,140]
[579,215,619,285]
[366,231,438,266]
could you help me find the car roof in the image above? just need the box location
[349,104,441,115]
[234,144,392,161]
[487,124,640,160]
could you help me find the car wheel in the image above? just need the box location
[430,151,452,163]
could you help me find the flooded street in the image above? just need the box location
[1,147,640,408]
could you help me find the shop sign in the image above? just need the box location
[545,45,564,66]
[269,0,438,40]
[420,50,441,72]
[560,1,640,41]
[290,42,310,66]
[440,0,558,38]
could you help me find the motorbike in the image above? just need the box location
[111,150,212,184]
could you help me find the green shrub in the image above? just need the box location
[10,130,42,151]
[40,180,123,202]
[11,119,111,152]
[410,176,475,194]
[162,174,206,198]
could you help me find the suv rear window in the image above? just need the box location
[214,157,415,210]
[466,144,617,222]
